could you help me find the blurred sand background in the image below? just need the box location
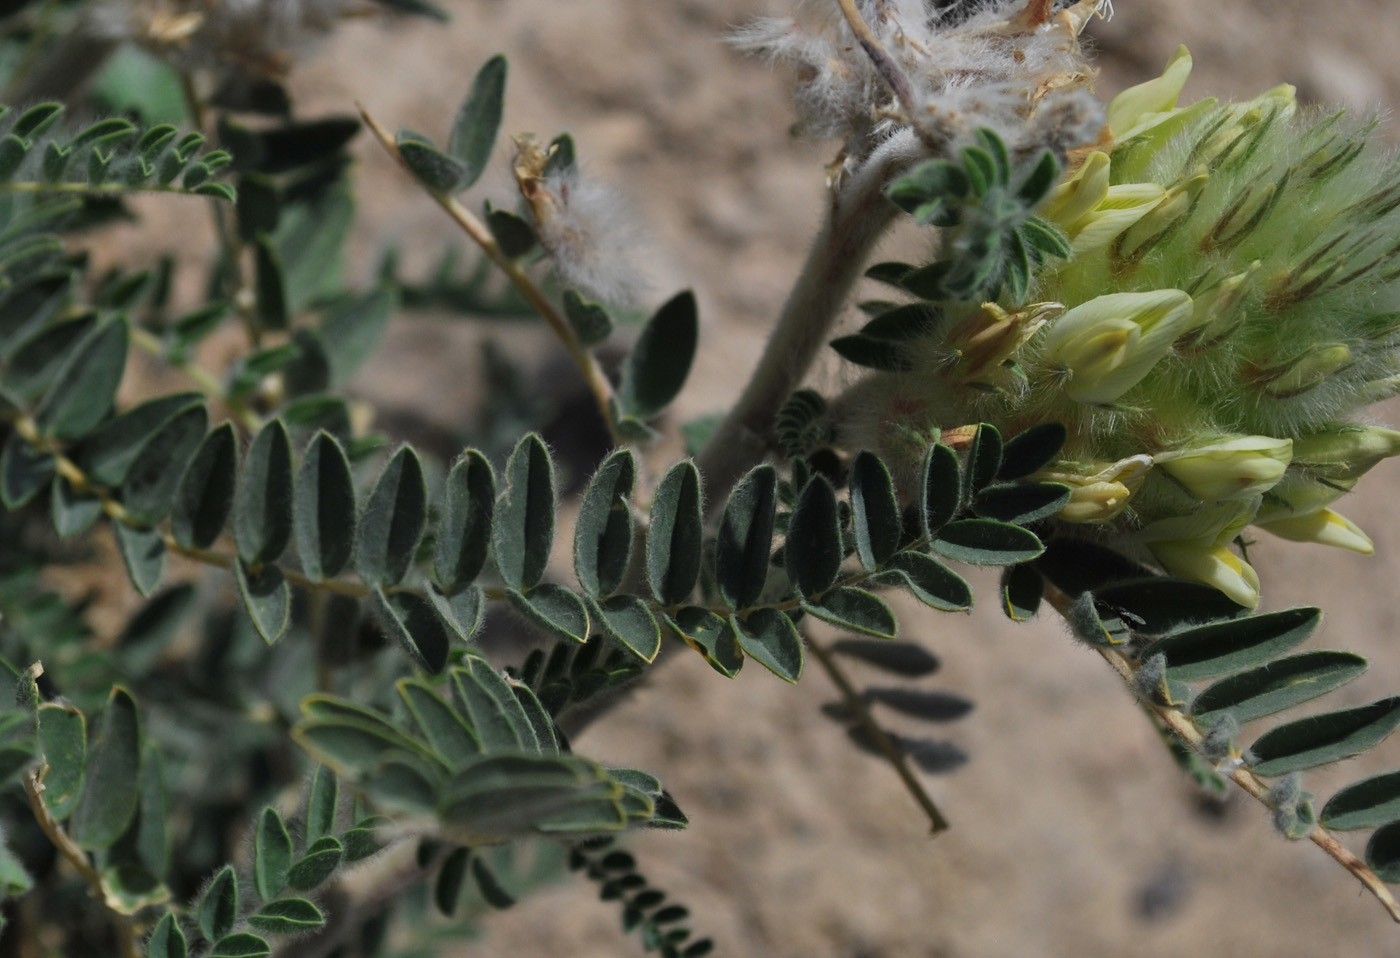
[123,0,1400,954]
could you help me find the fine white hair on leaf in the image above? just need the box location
[535,168,651,308]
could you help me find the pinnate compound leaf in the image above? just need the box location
[849,452,901,571]
[1000,563,1043,621]
[448,54,507,190]
[146,911,186,958]
[831,638,939,676]
[715,464,777,610]
[1190,651,1367,725]
[68,689,140,845]
[355,445,427,588]
[286,836,343,891]
[436,451,495,591]
[921,443,961,537]
[619,291,697,419]
[731,609,803,682]
[33,317,128,440]
[1248,697,1400,776]
[997,422,1067,480]
[931,519,1043,566]
[294,432,356,581]
[647,461,703,606]
[972,481,1070,525]
[235,419,294,564]
[593,594,661,663]
[803,588,897,639]
[208,933,270,958]
[248,898,324,935]
[666,607,743,678]
[253,808,292,900]
[114,523,166,597]
[1321,771,1400,831]
[121,404,208,524]
[199,865,239,942]
[172,422,237,549]
[574,449,636,598]
[785,474,842,598]
[370,588,451,674]
[235,557,290,644]
[507,584,589,645]
[37,703,85,820]
[1141,607,1321,682]
[494,434,555,592]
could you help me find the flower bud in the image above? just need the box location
[1289,424,1400,481]
[1255,508,1374,555]
[1061,184,1166,256]
[1107,45,1193,141]
[949,302,1062,385]
[1190,84,1298,170]
[1155,435,1293,502]
[1148,540,1261,609]
[1138,499,1259,547]
[1176,262,1260,352]
[1041,151,1110,229]
[1038,455,1151,523]
[1040,290,1194,404]
[1247,343,1354,398]
[1116,171,1208,261]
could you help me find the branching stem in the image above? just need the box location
[1042,583,1400,923]
[808,633,950,834]
[357,104,624,448]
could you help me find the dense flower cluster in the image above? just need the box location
[835,45,1400,607]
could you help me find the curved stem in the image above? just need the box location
[1042,583,1400,923]
[808,633,950,834]
[694,133,918,510]
[357,104,624,448]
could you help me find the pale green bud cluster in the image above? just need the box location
[836,46,1400,608]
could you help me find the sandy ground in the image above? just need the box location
[105,0,1400,954]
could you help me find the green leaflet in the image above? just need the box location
[198,865,239,942]
[999,563,1043,621]
[1141,607,1321,682]
[32,317,128,440]
[370,588,452,674]
[36,703,85,820]
[666,607,743,678]
[646,461,703,607]
[803,588,897,639]
[592,594,661,663]
[448,55,507,190]
[114,523,166,597]
[0,432,54,508]
[145,911,187,958]
[965,424,1003,494]
[69,391,203,486]
[1322,770,1400,831]
[247,898,325,935]
[120,403,208,525]
[849,452,901,572]
[921,443,962,537]
[930,519,1043,566]
[730,610,803,682]
[507,584,590,645]
[253,808,292,900]
[436,450,495,592]
[785,474,842,598]
[234,557,290,645]
[971,481,1070,525]
[234,419,294,565]
[997,422,1067,480]
[171,422,237,550]
[305,766,339,847]
[398,678,482,768]
[494,434,555,592]
[563,290,612,346]
[879,551,973,612]
[355,445,427,588]
[207,933,270,958]
[715,464,778,610]
[1248,697,1400,777]
[293,431,357,582]
[286,836,343,891]
[619,291,697,419]
[574,449,636,598]
[1190,651,1368,725]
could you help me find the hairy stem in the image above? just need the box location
[695,134,917,510]
[1042,583,1400,923]
[357,104,625,447]
[808,633,950,834]
[23,768,139,958]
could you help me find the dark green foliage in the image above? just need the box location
[398,137,467,194]
[146,911,187,958]
[449,55,508,191]
[804,588,897,639]
[198,865,239,942]
[563,290,613,346]
[921,443,962,537]
[247,898,325,935]
[1191,652,1368,725]
[647,461,703,607]
[33,317,127,440]
[294,432,356,582]
[486,207,538,258]
[355,445,427,588]
[1141,607,1321,681]
[1323,771,1400,831]
[235,420,294,565]
[619,291,697,420]
[716,464,778,610]
[234,558,290,644]
[36,703,85,819]
[731,609,803,682]
[571,836,712,958]
[252,235,288,331]
[115,523,166,597]
[1248,698,1400,777]
[121,403,208,524]
[372,589,452,674]
[0,432,53,508]
[972,481,1070,525]
[575,449,636,598]
[930,519,1043,566]
[436,450,495,591]
[507,584,590,645]
[666,607,743,678]
[775,389,829,458]
[785,475,842,598]
[593,594,662,662]
[254,808,293,900]
[849,452,901,571]
[1000,563,1043,621]
[172,422,238,550]
[494,434,556,592]
[69,687,141,849]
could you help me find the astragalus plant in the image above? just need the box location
[5,0,1400,955]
